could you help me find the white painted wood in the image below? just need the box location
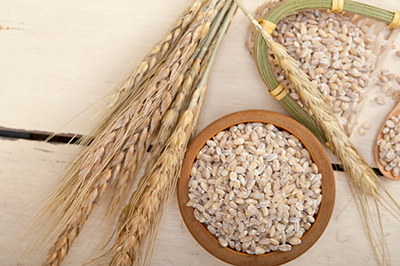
[1,139,400,265]
[0,0,286,136]
[1,0,400,167]
[2,0,400,265]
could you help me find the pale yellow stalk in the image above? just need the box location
[110,109,197,266]
[106,26,215,223]
[38,2,218,266]
[109,2,236,265]
[268,40,391,265]
[107,0,202,110]
[233,1,400,264]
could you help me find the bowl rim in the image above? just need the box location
[177,110,335,266]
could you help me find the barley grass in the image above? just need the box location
[105,4,222,223]
[267,40,397,265]
[109,2,236,265]
[68,0,203,149]
[250,0,398,139]
[147,1,228,161]
[99,0,228,226]
[234,1,400,264]
[106,0,202,111]
[33,2,221,266]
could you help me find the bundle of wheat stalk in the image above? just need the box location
[108,3,238,265]
[233,0,400,265]
[24,0,237,265]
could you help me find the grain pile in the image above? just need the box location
[268,10,376,134]
[377,115,400,177]
[246,0,398,136]
[241,0,400,264]
[187,122,322,254]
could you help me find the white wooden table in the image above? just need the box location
[1,0,400,265]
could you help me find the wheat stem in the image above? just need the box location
[106,8,221,225]
[148,0,229,160]
[39,2,220,266]
[234,1,399,264]
[106,0,203,110]
[70,0,204,149]
[110,2,236,265]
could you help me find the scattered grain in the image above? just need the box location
[377,114,400,177]
[375,96,385,105]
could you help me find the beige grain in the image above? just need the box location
[188,122,322,254]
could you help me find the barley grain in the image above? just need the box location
[188,122,322,254]
[375,96,385,105]
[377,114,400,177]
[263,10,376,134]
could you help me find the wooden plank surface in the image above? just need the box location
[0,0,285,135]
[1,139,400,265]
[1,138,400,265]
[2,0,400,265]
[1,0,400,165]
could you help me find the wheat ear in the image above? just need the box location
[106,0,202,110]
[148,1,227,160]
[234,1,400,264]
[102,0,227,220]
[109,2,236,265]
[268,41,396,265]
[39,3,219,266]
[105,3,224,222]
[71,0,203,149]
[269,41,393,265]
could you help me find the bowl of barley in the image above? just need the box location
[177,110,335,266]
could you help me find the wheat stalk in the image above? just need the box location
[70,0,203,149]
[234,1,400,264]
[267,41,396,265]
[148,2,227,160]
[38,2,220,266]
[109,2,236,265]
[105,6,222,223]
[268,41,393,265]
[106,0,202,110]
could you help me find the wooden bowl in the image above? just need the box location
[177,110,335,266]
